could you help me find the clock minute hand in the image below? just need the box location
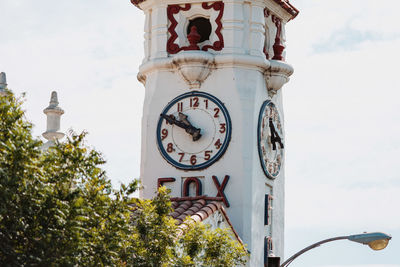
[160,113,202,141]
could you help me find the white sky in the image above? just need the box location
[1,0,399,266]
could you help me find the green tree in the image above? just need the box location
[0,91,247,266]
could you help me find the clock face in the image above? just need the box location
[258,100,284,179]
[157,91,231,170]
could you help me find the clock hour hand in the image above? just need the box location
[269,118,284,150]
[160,113,202,141]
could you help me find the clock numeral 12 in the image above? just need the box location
[190,97,199,108]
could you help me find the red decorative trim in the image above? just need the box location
[170,196,223,202]
[167,4,192,54]
[157,177,176,188]
[272,16,285,61]
[166,2,224,54]
[183,177,202,197]
[201,1,224,51]
[212,175,230,207]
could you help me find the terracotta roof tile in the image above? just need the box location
[169,196,244,246]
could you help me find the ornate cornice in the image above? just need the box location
[131,0,299,20]
[272,0,299,20]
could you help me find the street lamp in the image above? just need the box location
[280,232,392,267]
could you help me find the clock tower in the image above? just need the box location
[131,0,298,265]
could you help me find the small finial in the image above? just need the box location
[42,91,65,149]
[187,26,201,50]
[49,91,59,108]
[0,72,7,96]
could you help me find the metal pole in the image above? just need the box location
[280,236,348,267]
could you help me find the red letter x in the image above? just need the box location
[212,175,230,207]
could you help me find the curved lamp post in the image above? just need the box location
[281,232,392,267]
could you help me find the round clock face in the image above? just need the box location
[258,100,284,179]
[157,91,231,170]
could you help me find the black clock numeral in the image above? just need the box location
[177,102,183,112]
[178,152,185,162]
[161,129,168,140]
[166,143,174,153]
[214,107,220,118]
[190,155,197,165]
[204,150,212,161]
[219,123,226,133]
[214,139,222,149]
[190,97,199,108]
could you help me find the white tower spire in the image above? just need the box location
[42,91,65,149]
[0,72,8,96]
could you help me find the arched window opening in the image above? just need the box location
[187,17,212,43]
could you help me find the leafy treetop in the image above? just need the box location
[0,92,247,266]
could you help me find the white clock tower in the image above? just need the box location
[131,0,298,265]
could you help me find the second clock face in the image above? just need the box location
[157,91,231,170]
[258,100,284,179]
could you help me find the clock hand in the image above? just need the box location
[160,113,202,141]
[177,113,202,141]
[269,118,284,150]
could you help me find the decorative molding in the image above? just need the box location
[264,59,293,97]
[166,2,224,54]
[172,50,214,88]
[131,0,298,21]
[137,53,273,84]
[137,72,146,85]
[272,0,299,20]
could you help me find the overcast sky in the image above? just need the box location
[1,0,399,266]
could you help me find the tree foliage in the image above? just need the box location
[0,92,247,266]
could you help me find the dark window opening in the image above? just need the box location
[187,17,212,43]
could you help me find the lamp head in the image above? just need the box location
[347,232,391,251]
